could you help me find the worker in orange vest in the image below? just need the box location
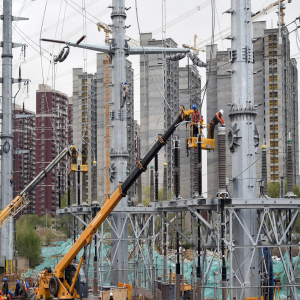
[7,290,12,300]
[0,291,5,300]
[191,105,203,137]
[209,109,225,139]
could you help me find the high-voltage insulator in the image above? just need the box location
[261,144,267,196]
[163,162,167,201]
[285,139,296,198]
[173,140,181,199]
[53,46,70,63]
[154,154,158,202]
[189,52,207,68]
[166,53,186,61]
[197,135,202,196]
[218,127,227,196]
[150,166,154,202]
[193,147,199,197]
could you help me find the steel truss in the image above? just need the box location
[57,198,300,299]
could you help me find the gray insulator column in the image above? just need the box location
[163,163,168,200]
[155,154,158,201]
[193,148,199,197]
[173,140,181,199]
[72,172,77,204]
[285,139,296,198]
[82,172,86,203]
[137,176,142,204]
[261,145,267,196]
[218,127,226,194]
[150,166,154,202]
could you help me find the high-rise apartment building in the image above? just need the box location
[68,97,73,145]
[178,65,201,198]
[140,33,180,193]
[13,104,36,215]
[96,53,135,203]
[35,84,69,216]
[206,21,298,197]
[72,69,97,203]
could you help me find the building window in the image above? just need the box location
[270,150,279,156]
[270,124,278,131]
[269,59,277,66]
[270,166,279,173]
[269,100,278,107]
[271,174,279,181]
[269,92,278,98]
[269,108,278,114]
[270,133,278,139]
[270,141,279,147]
[269,84,278,90]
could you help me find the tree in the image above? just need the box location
[267,182,280,198]
[17,221,41,268]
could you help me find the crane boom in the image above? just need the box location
[38,106,194,300]
[0,145,77,229]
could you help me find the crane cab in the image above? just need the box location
[186,123,215,151]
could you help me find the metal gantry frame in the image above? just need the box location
[57,197,300,299]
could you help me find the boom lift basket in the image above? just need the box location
[186,123,215,150]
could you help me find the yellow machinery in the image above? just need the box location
[0,145,77,229]
[70,155,88,172]
[37,107,195,300]
[187,123,215,151]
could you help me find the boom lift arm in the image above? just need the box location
[0,145,77,229]
[38,106,194,300]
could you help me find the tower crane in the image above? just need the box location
[182,35,205,54]
[192,0,292,52]
[252,0,292,25]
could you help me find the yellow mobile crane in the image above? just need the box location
[37,106,194,300]
[0,145,77,229]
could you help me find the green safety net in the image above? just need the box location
[25,240,300,299]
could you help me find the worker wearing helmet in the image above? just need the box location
[7,290,12,300]
[2,278,8,296]
[0,290,4,300]
[209,109,225,139]
[191,105,203,137]
[15,280,20,297]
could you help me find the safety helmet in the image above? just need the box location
[124,81,127,84]
[17,280,20,284]
[26,282,29,288]
[3,278,7,282]
[192,104,197,110]
[219,109,224,115]
[8,290,11,295]
[83,142,86,146]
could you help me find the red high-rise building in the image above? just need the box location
[35,84,69,216]
[12,104,36,215]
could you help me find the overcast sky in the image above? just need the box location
[5,0,300,195]
[8,0,300,120]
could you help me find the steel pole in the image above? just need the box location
[110,0,128,284]
[0,0,13,261]
[230,0,258,297]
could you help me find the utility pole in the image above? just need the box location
[229,0,258,297]
[0,0,27,268]
[42,0,189,285]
